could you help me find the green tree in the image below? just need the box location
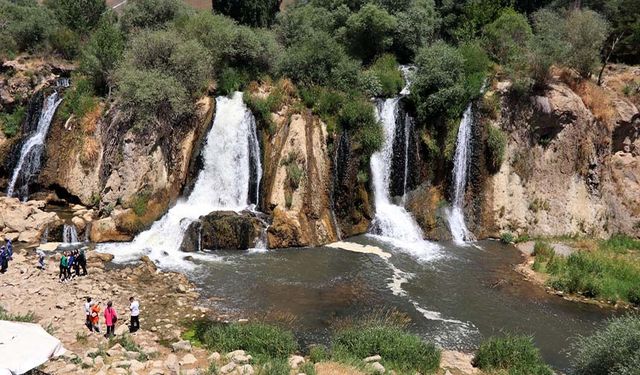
[45,0,106,33]
[410,42,467,122]
[80,19,125,94]
[0,0,55,54]
[213,0,280,28]
[120,0,186,32]
[564,9,609,78]
[343,3,397,63]
[392,0,440,62]
[274,4,337,47]
[483,8,533,65]
[530,8,568,83]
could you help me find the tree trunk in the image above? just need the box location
[597,33,624,86]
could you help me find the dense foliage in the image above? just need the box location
[473,334,553,375]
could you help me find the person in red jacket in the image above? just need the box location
[103,301,118,338]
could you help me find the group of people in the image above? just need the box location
[59,249,87,282]
[84,296,141,338]
[0,239,13,273]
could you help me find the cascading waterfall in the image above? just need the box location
[446,104,474,244]
[63,224,79,244]
[368,72,439,259]
[99,92,263,267]
[7,92,63,199]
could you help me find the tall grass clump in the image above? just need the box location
[571,314,640,375]
[472,335,552,375]
[332,323,440,374]
[0,306,36,322]
[200,322,297,359]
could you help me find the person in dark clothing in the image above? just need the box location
[78,248,87,276]
[59,252,68,282]
[6,239,12,260]
[0,246,7,273]
[73,250,80,276]
[67,252,75,279]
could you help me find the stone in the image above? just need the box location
[142,346,160,356]
[82,356,93,368]
[208,352,221,362]
[72,216,86,232]
[238,364,255,375]
[125,350,139,359]
[368,362,385,374]
[129,360,145,372]
[171,340,192,352]
[179,353,197,366]
[288,355,305,369]
[182,211,268,251]
[176,284,188,294]
[363,355,381,363]
[225,350,246,359]
[164,354,178,370]
[231,354,252,364]
[219,362,237,374]
[89,217,132,243]
[94,356,104,366]
[115,324,129,336]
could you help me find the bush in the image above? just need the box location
[49,27,80,59]
[563,9,609,78]
[0,305,36,322]
[367,54,403,97]
[58,76,97,120]
[0,105,25,138]
[332,324,441,374]
[200,322,298,359]
[120,0,187,32]
[0,1,55,53]
[392,0,440,62]
[79,18,126,94]
[483,8,533,66]
[214,0,280,28]
[342,3,397,63]
[571,314,640,375]
[338,99,383,156]
[45,0,106,33]
[501,232,515,244]
[486,125,506,172]
[473,335,552,375]
[309,345,329,363]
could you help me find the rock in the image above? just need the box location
[288,355,305,369]
[142,346,159,356]
[368,362,385,374]
[238,364,255,375]
[179,353,197,366]
[219,362,237,374]
[94,356,104,366]
[171,340,192,352]
[124,350,139,359]
[90,217,132,243]
[72,216,86,232]
[225,350,246,359]
[363,355,381,363]
[107,343,124,357]
[82,356,93,368]
[231,354,252,364]
[182,211,268,251]
[176,284,188,294]
[164,354,178,370]
[129,360,145,371]
[208,352,221,362]
[115,324,128,336]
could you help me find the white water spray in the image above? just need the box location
[7,92,63,199]
[63,224,79,244]
[99,92,262,267]
[446,104,474,244]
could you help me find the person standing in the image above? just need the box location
[104,301,118,338]
[59,252,68,282]
[129,297,140,333]
[78,248,87,276]
[36,249,46,270]
[72,250,80,276]
[90,301,101,333]
[6,239,12,260]
[84,297,93,331]
[0,246,7,274]
[67,251,75,279]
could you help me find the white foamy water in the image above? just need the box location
[446,104,474,244]
[7,92,63,199]
[98,92,261,268]
[63,224,79,244]
[369,95,439,260]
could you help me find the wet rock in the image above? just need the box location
[171,340,192,352]
[183,210,267,251]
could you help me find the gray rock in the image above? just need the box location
[171,340,192,352]
[288,355,305,369]
[369,362,385,374]
[238,364,255,375]
[220,362,237,374]
[363,355,382,363]
[179,353,197,366]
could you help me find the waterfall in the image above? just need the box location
[446,104,474,244]
[98,92,262,267]
[7,92,63,199]
[368,71,439,259]
[63,224,79,244]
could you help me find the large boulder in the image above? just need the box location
[181,210,268,251]
[0,197,62,243]
[89,217,132,243]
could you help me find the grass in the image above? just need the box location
[309,345,329,363]
[197,322,298,359]
[531,235,640,305]
[472,335,553,375]
[332,324,441,374]
[0,306,36,322]
[367,54,404,97]
[0,104,25,138]
[486,125,507,173]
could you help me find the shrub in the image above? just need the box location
[218,67,249,96]
[563,9,609,78]
[129,190,151,216]
[120,0,187,32]
[0,306,36,322]
[486,125,506,172]
[45,0,106,33]
[500,232,515,244]
[338,99,383,156]
[58,76,97,120]
[332,324,441,374]
[473,335,552,375]
[392,0,440,62]
[571,314,640,375]
[342,3,397,63]
[309,345,329,363]
[483,8,533,66]
[214,0,280,28]
[0,1,55,53]
[201,322,297,359]
[367,54,403,97]
[533,241,555,259]
[80,18,126,94]
[600,234,640,253]
[0,105,25,138]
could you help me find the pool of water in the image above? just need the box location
[102,236,614,371]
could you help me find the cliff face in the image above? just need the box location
[468,67,640,239]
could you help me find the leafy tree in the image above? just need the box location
[0,0,55,54]
[483,8,533,65]
[80,19,125,94]
[343,3,397,63]
[454,0,514,41]
[50,26,81,59]
[392,0,440,62]
[459,40,491,96]
[410,42,467,122]
[120,0,187,32]
[278,31,361,91]
[274,4,337,47]
[564,9,609,78]
[45,0,106,33]
[530,8,568,82]
[367,54,404,97]
[213,0,280,28]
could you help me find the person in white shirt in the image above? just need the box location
[84,297,93,331]
[129,296,140,333]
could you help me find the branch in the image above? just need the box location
[597,32,624,86]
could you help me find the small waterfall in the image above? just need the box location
[56,78,70,88]
[368,69,439,259]
[248,114,263,206]
[7,92,63,199]
[446,104,474,244]
[98,92,263,267]
[63,224,79,244]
